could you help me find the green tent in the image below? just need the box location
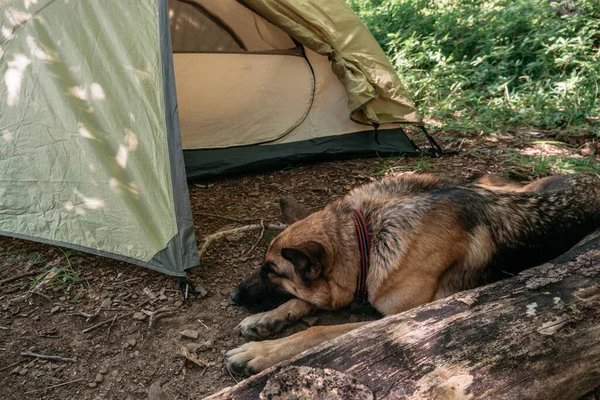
[0,0,422,277]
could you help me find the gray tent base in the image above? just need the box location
[0,230,189,278]
[183,128,419,180]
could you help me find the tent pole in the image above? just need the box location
[419,126,444,157]
[176,277,201,300]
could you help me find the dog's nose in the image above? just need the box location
[230,287,241,304]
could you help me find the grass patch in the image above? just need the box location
[501,150,600,177]
[23,249,89,302]
[372,156,433,176]
[347,0,600,135]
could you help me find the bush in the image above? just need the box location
[347,0,600,134]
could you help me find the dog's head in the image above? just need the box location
[230,197,330,311]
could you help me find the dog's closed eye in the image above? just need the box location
[263,262,290,280]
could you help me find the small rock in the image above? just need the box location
[123,342,130,349]
[220,289,230,296]
[88,382,97,388]
[127,339,137,347]
[143,288,157,300]
[100,298,112,308]
[159,294,168,301]
[133,312,147,321]
[95,374,104,383]
[11,366,21,375]
[174,300,183,308]
[220,301,229,308]
[148,381,168,400]
[195,283,208,298]
[50,306,61,315]
[99,366,108,375]
[349,315,360,323]
[59,296,67,302]
[180,329,199,340]
[302,316,320,327]
[186,343,203,352]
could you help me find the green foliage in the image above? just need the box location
[502,149,600,177]
[23,249,89,302]
[347,0,600,134]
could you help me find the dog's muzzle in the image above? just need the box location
[230,269,293,311]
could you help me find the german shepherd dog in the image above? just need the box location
[225,173,600,376]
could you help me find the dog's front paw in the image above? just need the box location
[225,341,274,377]
[235,311,289,341]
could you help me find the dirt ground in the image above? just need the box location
[0,130,598,399]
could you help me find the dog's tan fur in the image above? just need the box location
[225,173,600,376]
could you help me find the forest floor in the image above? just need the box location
[0,129,598,399]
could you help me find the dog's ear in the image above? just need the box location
[281,241,325,283]
[279,197,311,224]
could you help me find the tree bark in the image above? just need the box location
[209,230,600,399]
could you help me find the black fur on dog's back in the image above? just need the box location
[432,174,600,288]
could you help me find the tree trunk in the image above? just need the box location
[209,231,600,399]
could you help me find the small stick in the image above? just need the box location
[0,271,40,286]
[192,212,259,223]
[31,267,60,293]
[112,277,142,286]
[148,307,178,329]
[23,378,85,394]
[105,314,118,340]
[197,319,209,330]
[0,359,25,372]
[240,219,266,258]
[226,364,240,383]
[82,314,127,334]
[70,312,93,319]
[198,223,286,259]
[21,351,77,362]
[178,345,212,368]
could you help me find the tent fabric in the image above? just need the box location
[184,128,418,180]
[168,0,244,53]
[175,52,314,149]
[0,0,198,276]
[241,0,422,126]
[169,0,295,52]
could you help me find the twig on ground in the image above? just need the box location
[147,307,178,329]
[197,319,209,330]
[0,359,25,372]
[30,291,53,302]
[112,277,142,287]
[178,345,211,368]
[226,364,240,383]
[70,312,93,319]
[240,219,266,258]
[21,351,77,362]
[0,271,40,286]
[31,267,60,293]
[82,314,128,334]
[105,314,118,340]
[192,212,260,223]
[198,223,287,259]
[8,267,61,305]
[23,378,85,394]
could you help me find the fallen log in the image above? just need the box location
[208,230,600,399]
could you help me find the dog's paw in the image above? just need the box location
[225,341,274,377]
[235,311,290,341]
